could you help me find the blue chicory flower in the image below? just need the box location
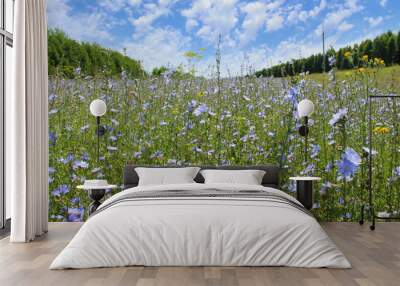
[329,108,347,126]
[50,214,64,221]
[49,132,57,146]
[325,162,334,172]
[286,86,299,106]
[110,119,119,126]
[301,163,315,175]
[187,100,197,112]
[48,167,56,174]
[73,160,89,170]
[394,167,400,177]
[192,146,202,152]
[52,185,69,197]
[193,104,208,117]
[80,124,90,132]
[107,146,118,152]
[310,144,320,159]
[67,207,84,222]
[328,56,336,67]
[151,151,163,159]
[336,148,361,181]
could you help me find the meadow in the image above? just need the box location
[48,58,400,222]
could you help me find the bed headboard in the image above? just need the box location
[123,165,281,190]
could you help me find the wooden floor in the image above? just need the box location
[0,223,399,286]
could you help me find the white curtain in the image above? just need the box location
[8,0,49,242]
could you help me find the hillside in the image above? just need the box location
[256,31,400,78]
[48,29,146,78]
[305,65,400,89]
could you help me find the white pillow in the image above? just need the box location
[200,169,266,185]
[135,167,200,186]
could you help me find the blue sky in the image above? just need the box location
[47,0,400,76]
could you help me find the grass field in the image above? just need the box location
[305,65,400,89]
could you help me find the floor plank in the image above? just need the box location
[0,222,399,286]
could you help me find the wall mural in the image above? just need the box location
[48,57,400,222]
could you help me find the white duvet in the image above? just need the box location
[50,183,351,269]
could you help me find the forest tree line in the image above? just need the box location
[255,31,400,78]
[48,29,146,78]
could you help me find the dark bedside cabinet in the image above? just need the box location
[289,177,321,210]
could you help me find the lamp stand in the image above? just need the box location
[95,116,106,163]
[299,116,309,164]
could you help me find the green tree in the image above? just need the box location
[48,29,146,78]
[396,31,400,64]
[152,66,168,77]
[387,35,396,65]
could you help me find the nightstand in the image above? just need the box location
[77,182,117,215]
[289,177,321,210]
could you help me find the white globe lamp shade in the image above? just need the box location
[297,99,315,118]
[90,99,107,117]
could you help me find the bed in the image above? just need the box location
[50,165,351,269]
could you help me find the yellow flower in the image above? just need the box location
[380,127,390,134]
[373,127,390,134]
[344,51,352,58]
[362,55,369,61]
[373,57,381,64]
[380,59,385,66]
[358,67,366,73]
[184,51,202,59]
[171,108,179,115]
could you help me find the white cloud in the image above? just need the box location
[365,16,383,28]
[123,27,191,71]
[315,0,363,35]
[309,0,327,17]
[269,39,322,66]
[379,0,388,7]
[47,0,113,42]
[130,0,175,31]
[237,0,292,45]
[185,19,199,31]
[237,1,269,44]
[129,0,142,5]
[266,14,284,32]
[287,0,327,24]
[181,0,239,44]
[337,21,354,32]
[98,0,142,12]
[237,0,327,45]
